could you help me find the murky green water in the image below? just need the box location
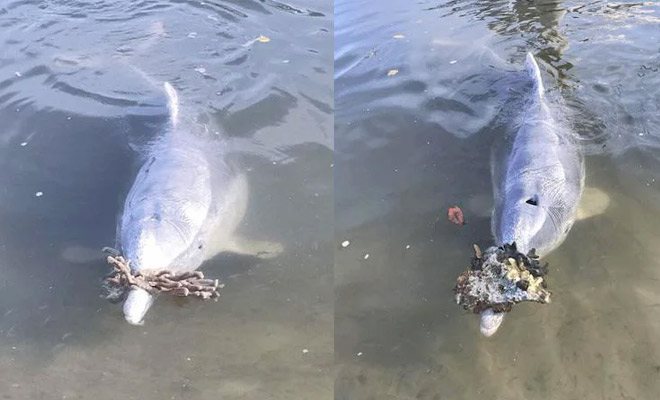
[335,0,660,399]
[0,1,332,399]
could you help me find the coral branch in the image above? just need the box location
[103,252,222,300]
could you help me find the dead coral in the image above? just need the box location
[102,247,222,300]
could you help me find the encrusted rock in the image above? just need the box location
[454,243,550,314]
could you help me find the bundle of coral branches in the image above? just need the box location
[102,248,222,300]
[454,243,551,314]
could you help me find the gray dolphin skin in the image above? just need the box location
[481,53,585,336]
[118,82,248,325]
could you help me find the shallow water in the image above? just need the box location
[0,1,332,399]
[335,0,660,399]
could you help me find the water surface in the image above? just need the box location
[0,1,333,398]
[335,0,660,398]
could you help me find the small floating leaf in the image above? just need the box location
[257,35,271,43]
[387,69,399,76]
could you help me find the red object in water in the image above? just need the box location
[447,206,465,226]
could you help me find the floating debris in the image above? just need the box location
[14,72,21,77]
[393,34,405,39]
[341,240,350,248]
[447,206,465,226]
[187,32,197,38]
[449,60,458,64]
[387,69,399,77]
[454,243,550,314]
[20,142,27,147]
[405,244,411,250]
[302,348,309,354]
[363,253,369,260]
[35,191,43,197]
[242,35,271,47]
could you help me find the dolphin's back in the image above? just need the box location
[120,141,213,273]
[119,83,221,273]
[491,53,584,256]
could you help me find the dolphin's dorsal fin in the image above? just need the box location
[164,82,179,126]
[525,52,545,98]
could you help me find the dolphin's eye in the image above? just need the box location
[525,196,538,206]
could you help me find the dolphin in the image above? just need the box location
[117,82,280,325]
[481,53,585,337]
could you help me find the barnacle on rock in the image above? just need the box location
[520,270,531,281]
[505,261,520,281]
[527,276,544,294]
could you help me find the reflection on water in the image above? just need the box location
[0,0,332,398]
[335,0,660,398]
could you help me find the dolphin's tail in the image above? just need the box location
[164,82,179,127]
[525,52,545,98]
